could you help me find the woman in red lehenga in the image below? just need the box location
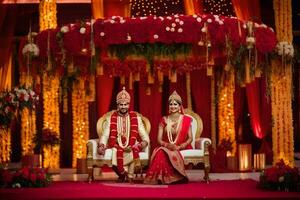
[144,91,193,184]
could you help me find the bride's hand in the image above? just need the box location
[166,143,177,151]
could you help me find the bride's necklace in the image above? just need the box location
[166,114,183,144]
[117,115,130,148]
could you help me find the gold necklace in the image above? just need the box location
[117,115,130,148]
[166,114,183,144]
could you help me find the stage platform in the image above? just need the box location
[1,155,299,200]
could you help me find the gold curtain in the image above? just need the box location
[92,0,104,19]
[184,0,195,15]
[0,52,12,91]
[231,0,261,22]
[92,0,131,19]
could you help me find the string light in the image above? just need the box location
[130,0,183,16]
[203,0,235,17]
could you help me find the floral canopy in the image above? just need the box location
[21,14,277,79]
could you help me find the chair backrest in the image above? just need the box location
[184,109,203,149]
[96,110,151,139]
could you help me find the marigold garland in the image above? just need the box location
[217,70,236,155]
[272,0,294,167]
[71,79,89,167]
[42,74,60,168]
[20,108,36,156]
[0,129,11,163]
[19,73,37,156]
[39,0,57,31]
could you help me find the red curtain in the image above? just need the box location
[232,0,271,139]
[139,80,162,150]
[191,69,211,138]
[0,3,17,71]
[246,78,271,139]
[232,1,272,162]
[193,0,204,14]
[234,85,246,141]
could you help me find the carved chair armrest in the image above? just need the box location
[87,139,98,159]
[195,138,212,150]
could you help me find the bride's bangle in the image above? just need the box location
[179,143,185,150]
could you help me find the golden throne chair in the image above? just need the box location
[181,109,211,181]
[86,111,151,181]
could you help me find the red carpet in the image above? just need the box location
[0,179,299,200]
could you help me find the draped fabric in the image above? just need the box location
[183,0,195,15]
[246,79,271,139]
[190,69,211,138]
[234,85,246,141]
[0,53,12,91]
[231,0,261,23]
[232,1,272,162]
[91,0,104,19]
[184,0,204,14]
[0,3,17,91]
[232,0,271,140]
[93,0,131,118]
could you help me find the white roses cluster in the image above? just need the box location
[276,41,294,57]
[22,43,39,57]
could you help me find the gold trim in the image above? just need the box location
[184,108,203,139]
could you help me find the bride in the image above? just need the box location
[144,91,192,184]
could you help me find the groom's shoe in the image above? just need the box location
[116,172,128,183]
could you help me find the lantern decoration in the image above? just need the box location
[253,153,266,171]
[238,144,252,171]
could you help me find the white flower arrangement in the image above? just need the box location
[22,43,39,57]
[153,34,159,39]
[276,41,294,57]
[13,87,39,109]
[79,27,86,34]
[60,26,69,33]
[12,183,21,188]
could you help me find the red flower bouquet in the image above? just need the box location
[259,159,299,191]
[0,166,51,188]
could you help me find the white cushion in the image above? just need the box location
[180,149,204,158]
[93,148,149,160]
[88,138,149,161]
[185,114,197,149]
